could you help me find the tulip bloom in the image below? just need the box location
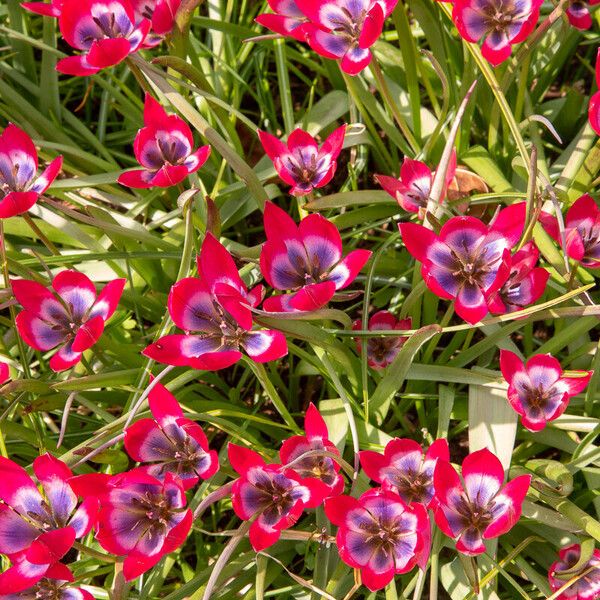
[279,403,344,497]
[0,124,62,219]
[399,203,526,324]
[0,362,8,383]
[301,0,399,74]
[56,0,150,76]
[590,50,600,136]
[499,350,592,432]
[360,438,449,508]
[229,444,326,551]
[255,0,310,40]
[0,454,98,592]
[353,311,411,369]
[258,126,345,196]
[325,488,430,591]
[12,271,125,372]
[144,233,286,370]
[548,543,600,600]
[260,202,371,312]
[124,379,219,489]
[487,242,549,314]
[452,0,542,66]
[70,470,192,581]
[0,562,93,600]
[433,448,531,555]
[567,0,599,29]
[375,152,457,215]
[540,194,600,268]
[118,95,211,188]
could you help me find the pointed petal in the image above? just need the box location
[242,329,288,363]
[227,443,265,476]
[304,403,329,440]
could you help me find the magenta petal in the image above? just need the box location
[56,55,100,76]
[359,450,386,483]
[359,3,384,49]
[0,456,42,513]
[249,519,280,551]
[124,419,167,462]
[0,504,39,554]
[399,222,437,263]
[289,281,336,311]
[90,278,125,320]
[31,156,63,194]
[0,553,49,594]
[242,329,288,363]
[499,349,525,385]
[142,334,192,367]
[86,37,131,69]
[304,403,329,440]
[148,379,184,422]
[49,342,82,372]
[26,526,76,564]
[71,315,105,353]
[118,169,154,188]
[462,448,504,503]
[328,249,372,290]
[490,203,526,247]
[228,443,265,476]
[0,191,39,218]
[483,475,531,539]
[324,494,360,527]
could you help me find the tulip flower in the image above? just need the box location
[325,488,430,590]
[487,242,549,314]
[118,95,211,188]
[500,350,592,432]
[566,0,600,29]
[258,126,345,196]
[353,311,411,369]
[360,438,449,508]
[260,202,371,312]
[56,0,150,76]
[70,470,192,581]
[375,152,456,215]
[300,0,399,74]
[433,448,531,555]
[143,233,287,370]
[0,124,62,219]
[548,543,600,599]
[279,403,344,497]
[124,379,219,489]
[255,0,310,40]
[0,562,93,600]
[12,271,126,372]
[229,444,326,551]
[540,194,600,268]
[399,203,526,324]
[0,454,98,592]
[452,0,542,66]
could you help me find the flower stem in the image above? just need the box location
[22,213,60,255]
[370,56,420,155]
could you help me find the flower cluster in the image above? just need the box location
[256,0,399,74]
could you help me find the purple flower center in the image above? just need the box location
[477,0,530,34]
[130,489,181,537]
[289,449,338,487]
[452,494,495,535]
[26,498,64,530]
[0,157,36,195]
[389,469,433,505]
[577,222,600,259]
[358,509,411,558]
[136,0,158,20]
[367,336,405,364]
[27,578,65,600]
[152,425,211,478]
[251,473,302,524]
